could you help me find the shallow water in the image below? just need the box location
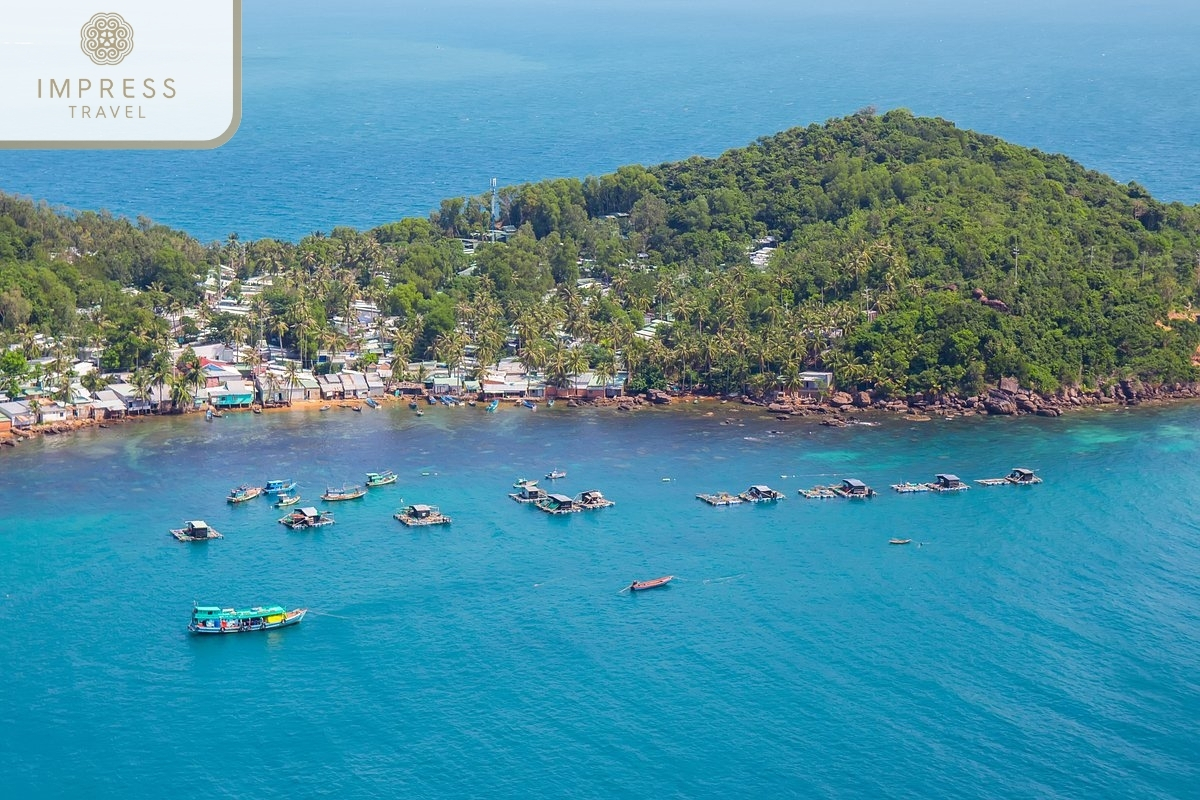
[2,403,1197,797]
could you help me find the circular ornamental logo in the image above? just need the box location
[80,13,134,66]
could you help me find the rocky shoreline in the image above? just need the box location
[4,379,1199,451]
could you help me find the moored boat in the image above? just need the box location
[629,575,673,592]
[188,603,306,634]
[486,399,499,413]
[394,504,452,526]
[364,397,379,408]
[263,479,297,495]
[227,484,264,503]
[322,485,366,501]
[408,400,419,410]
[170,520,222,541]
[739,485,785,502]
[513,477,536,488]
[545,468,567,480]
[320,404,331,411]
[365,470,397,487]
[278,506,335,529]
[889,538,913,545]
[275,494,301,508]
[523,399,537,410]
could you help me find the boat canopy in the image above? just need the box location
[1012,468,1034,476]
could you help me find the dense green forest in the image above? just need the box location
[3,108,1200,399]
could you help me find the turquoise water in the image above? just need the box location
[2,0,1200,241]
[2,404,1198,797]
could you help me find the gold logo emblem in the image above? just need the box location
[80,12,134,66]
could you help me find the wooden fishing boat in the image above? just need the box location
[170,520,222,541]
[547,398,555,408]
[535,493,580,514]
[545,468,567,480]
[364,397,379,409]
[415,409,424,416]
[322,485,366,501]
[523,399,537,410]
[576,490,615,509]
[509,483,548,503]
[394,504,452,526]
[275,494,301,508]
[697,492,744,506]
[205,408,213,422]
[278,506,334,529]
[210,409,224,418]
[891,481,931,494]
[351,405,363,413]
[252,407,263,415]
[513,477,536,488]
[263,479,297,495]
[408,400,419,410]
[189,603,306,634]
[365,470,397,487]
[889,538,912,545]
[739,485,785,502]
[927,473,969,492]
[977,467,1042,486]
[320,404,331,411]
[486,399,499,413]
[227,484,263,503]
[629,575,673,592]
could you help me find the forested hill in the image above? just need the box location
[2,108,1200,398]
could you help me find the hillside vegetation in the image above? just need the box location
[2,108,1199,398]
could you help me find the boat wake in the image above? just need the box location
[703,573,745,585]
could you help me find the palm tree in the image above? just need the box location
[283,361,301,405]
[169,374,193,413]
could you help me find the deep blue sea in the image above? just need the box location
[1,403,1199,798]
[1,0,1199,242]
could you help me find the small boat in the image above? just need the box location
[696,492,744,506]
[189,603,306,634]
[275,494,301,508]
[415,410,424,416]
[227,484,263,503]
[467,400,477,407]
[252,407,263,415]
[738,485,785,502]
[523,399,537,410]
[210,409,224,418]
[365,397,379,409]
[576,490,614,510]
[545,469,567,480]
[408,400,419,410]
[514,477,536,488]
[891,482,931,494]
[426,394,437,405]
[977,467,1043,486]
[486,399,499,413]
[889,538,913,545]
[547,398,555,408]
[365,470,397,487]
[263,479,298,495]
[394,504,452,526]
[278,506,335,529]
[534,493,580,514]
[205,408,213,422]
[320,404,331,411]
[170,520,222,541]
[352,405,363,413]
[629,575,673,592]
[440,395,458,406]
[322,485,366,501]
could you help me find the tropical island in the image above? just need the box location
[2,108,1200,438]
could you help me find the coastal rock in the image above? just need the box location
[853,391,872,407]
[830,391,853,406]
[767,402,794,413]
[999,377,1020,393]
[1016,397,1039,414]
[983,396,1017,415]
[1036,407,1062,417]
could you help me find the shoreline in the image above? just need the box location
[4,380,1200,451]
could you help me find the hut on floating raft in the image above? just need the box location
[832,478,876,499]
[509,483,548,503]
[535,493,580,514]
[976,467,1042,486]
[739,485,785,502]
[576,490,614,509]
[928,473,969,492]
[394,504,452,526]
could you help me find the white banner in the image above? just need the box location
[0,1,241,148]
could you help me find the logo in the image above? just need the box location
[80,13,134,66]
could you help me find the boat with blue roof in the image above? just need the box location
[263,479,297,495]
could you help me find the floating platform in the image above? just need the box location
[696,492,744,506]
[891,482,931,494]
[576,490,615,510]
[976,468,1042,486]
[798,487,837,499]
[395,504,452,526]
[170,521,222,541]
[739,485,786,502]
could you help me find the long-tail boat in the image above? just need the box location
[188,603,306,634]
[322,485,366,501]
[227,484,263,503]
[629,575,674,592]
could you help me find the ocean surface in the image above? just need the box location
[1,402,1198,798]
[1,0,1200,241]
